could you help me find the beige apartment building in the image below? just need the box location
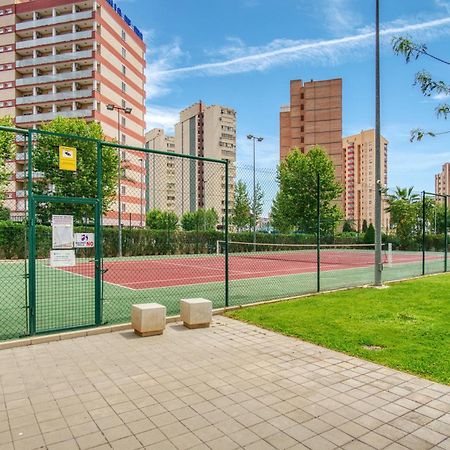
[0,0,146,222]
[280,78,343,183]
[174,102,236,223]
[342,129,389,231]
[144,128,176,213]
[435,163,450,197]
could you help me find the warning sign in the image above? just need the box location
[74,233,95,248]
[50,250,76,267]
[59,146,77,171]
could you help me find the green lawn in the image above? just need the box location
[227,274,450,385]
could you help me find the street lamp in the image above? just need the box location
[139,158,144,227]
[107,103,132,257]
[247,134,263,249]
[374,0,382,286]
[146,130,161,212]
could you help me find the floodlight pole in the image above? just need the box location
[374,0,383,286]
[247,134,263,250]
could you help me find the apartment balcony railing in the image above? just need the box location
[16,171,45,179]
[16,30,92,50]
[15,190,28,198]
[16,89,92,105]
[16,108,93,124]
[15,152,28,161]
[16,50,92,68]
[16,69,93,86]
[16,10,92,31]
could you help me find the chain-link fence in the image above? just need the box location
[0,125,449,341]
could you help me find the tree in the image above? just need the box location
[181,208,218,231]
[386,186,421,248]
[232,180,251,231]
[362,219,368,233]
[363,223,375,244]
[342,220,355,233]
[0,206,10,221]
[250,182,264,230]
[270,191,294,233]
[392,37,449,141]
[270,146,343,235]
[0,117,16,200]
[146,209,178,230]
[32,117,118,223]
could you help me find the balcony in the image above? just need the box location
[16,108,93,124]
[16,49,92,68]
[16,171,45,179]
[16,69,93,86]
[16,152,28,161]
[16,89,92,105]
[280,105,291,113]
[16,11,93,31]
[16,190,28,198]
[16,30,93,50]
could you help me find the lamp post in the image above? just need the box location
[146,130,161,212]
[247,134,263,249]
[139,158,144,227]
[374,0,383,286]
[106,103,132,258]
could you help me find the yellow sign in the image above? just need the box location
[59,146,77,171]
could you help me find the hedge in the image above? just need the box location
[0,221,448,259]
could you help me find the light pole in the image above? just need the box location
[139,158,144,227]
[146,130,161,212]
[247,134,263,249]
[107,103,132,257]
[374,0,383,286]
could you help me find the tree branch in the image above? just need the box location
[392,36,450,65]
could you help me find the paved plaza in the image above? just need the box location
[0,316,449,450]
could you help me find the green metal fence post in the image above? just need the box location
[95,141,103,326]
[225,160,229,307]
[27,130,36,336]
[445,195,448,273]
[422,191,426,276]
[317,173,321,293]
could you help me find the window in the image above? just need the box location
[121,47,126,58]
[121,29,126,41]
[121,185,126,195]
[121,64,126,75]
[121,116,126,127]
[121,203,126,212]
[121,99,126,108]
[121,133,126,144]
[121,81,126,92]
[121,150,126,160]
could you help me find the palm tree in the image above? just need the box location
[387,186,420,204]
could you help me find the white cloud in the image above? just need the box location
[152,17,450,80]
[435,0,450,13]
[145,105,179,133]
[433,93,450,100]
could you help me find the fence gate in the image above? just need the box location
[29,195,102,335]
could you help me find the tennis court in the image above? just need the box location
[1,243,447,341]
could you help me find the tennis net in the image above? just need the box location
[217,240,388,266]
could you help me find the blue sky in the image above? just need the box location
[121,0,450,193]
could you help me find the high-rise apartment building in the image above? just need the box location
[435,163,450,197]
[0,0,146,220]
[174,102,236,222]
[145,128,176,213]
[342,129,389,231]
[280,78,343,182]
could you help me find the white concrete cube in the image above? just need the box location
[180,298,212,329]
[131,303,166,337]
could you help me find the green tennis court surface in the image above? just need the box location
[1,250,447,341]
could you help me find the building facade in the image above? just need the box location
[342,129,389,231]
[435,163,450,197]
[280,78,343,182]
[174,102,236,222]
[0,0,146,221]
[144,128,176,213]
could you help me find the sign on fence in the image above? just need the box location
[59,146,77,171]
[52,215,73,249]
[50,250,76,267]
[74,233,95,248]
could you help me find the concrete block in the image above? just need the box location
[131,303,166,337]
[180,298,212,329]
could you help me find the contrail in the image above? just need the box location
[154,17,450,76]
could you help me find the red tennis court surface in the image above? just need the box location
[64,251,439,290]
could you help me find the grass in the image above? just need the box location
[227,274,450,385]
